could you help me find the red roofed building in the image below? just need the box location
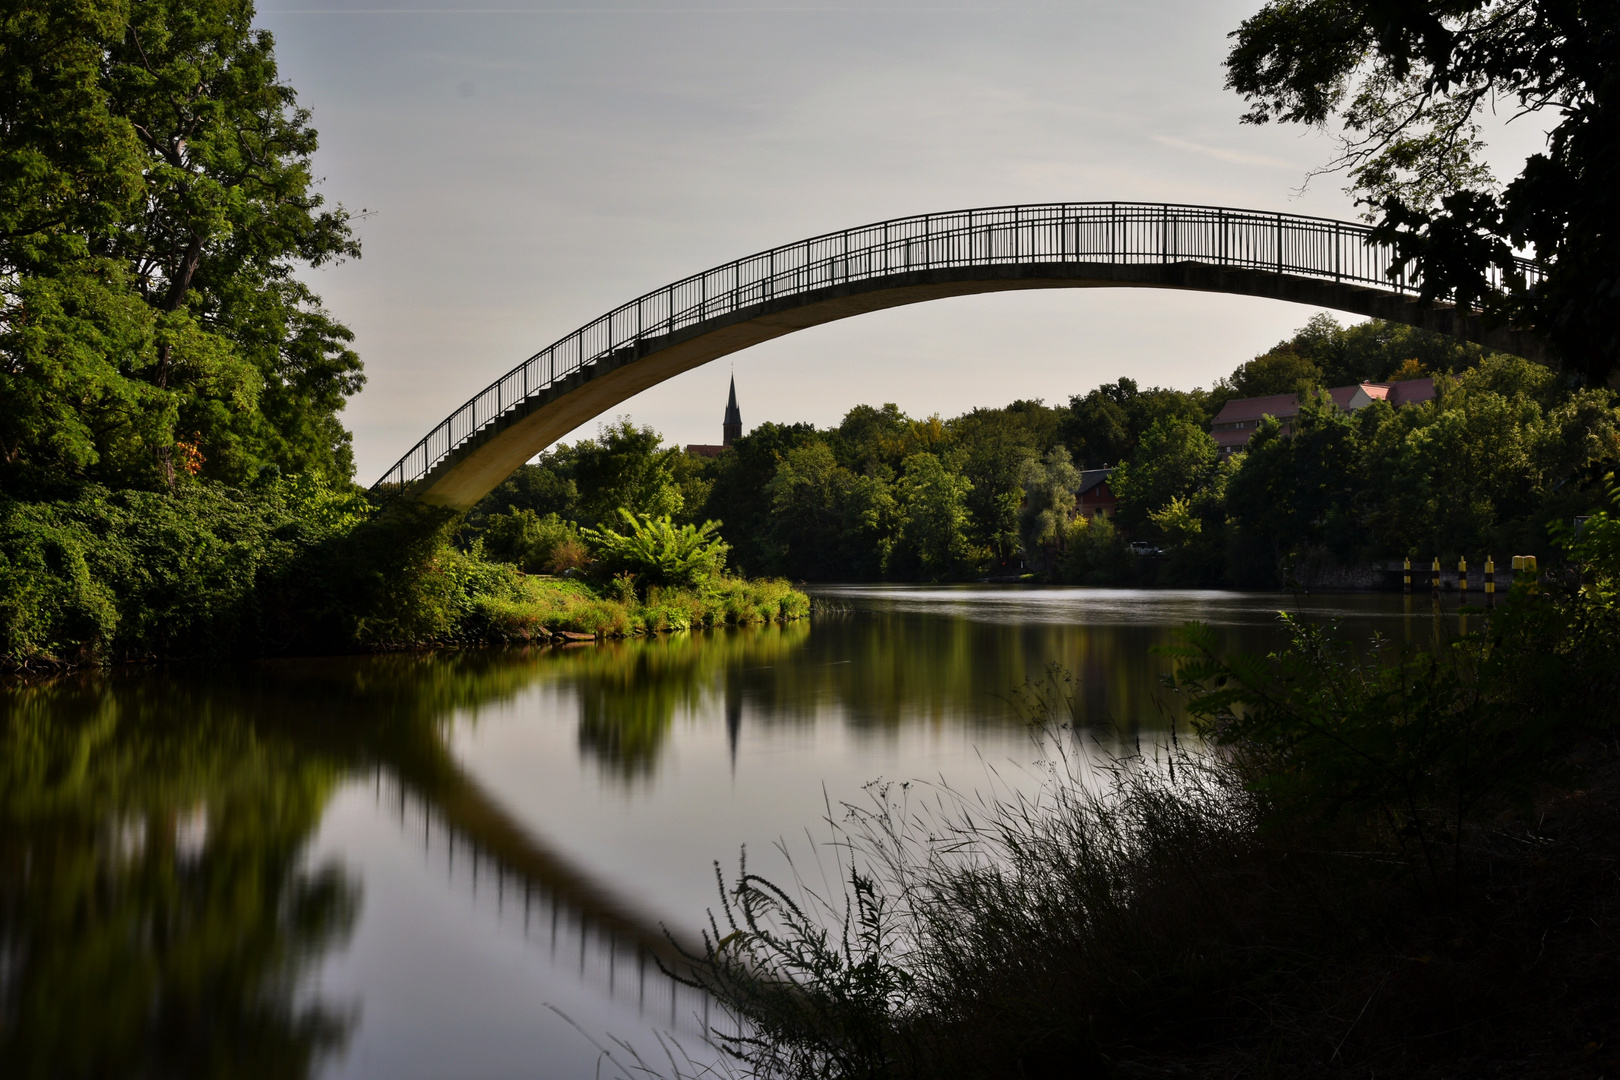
[1212,377,1435,458]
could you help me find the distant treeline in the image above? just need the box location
[470,314,1620,586]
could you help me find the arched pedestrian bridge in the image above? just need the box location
[375,201,1546,508]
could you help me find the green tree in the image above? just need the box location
[469,459,580,527]
[0,0,364,489]
[1226,0,1620,382]
[1275,313,1494,387]
[832,402,919,474]
[1224,417,1301,583]
[1111,417,1218,533]
[1061,379,1210,468]
[1018,446,1081,568]
[566,418,684,525]
[1362,369,1552,555]
[893,452,975,581]
[699,421,822,576]
[478,509,581,574]
[765,441,896,581]
[947,403,1057,564]
[1225,344,1322,398]
[764,442,850,580]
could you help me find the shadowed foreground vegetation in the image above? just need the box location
[667,493,1620,1079]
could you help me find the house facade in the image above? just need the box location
[1212,377,1436,458]
[1076,467,1117,520]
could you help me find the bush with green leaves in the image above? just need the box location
[0,480,323,666]
[476,508,584,574]
[580,510,729,592]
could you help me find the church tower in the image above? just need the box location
[722,374,742,447]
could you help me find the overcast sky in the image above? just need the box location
[256,1,1544,482]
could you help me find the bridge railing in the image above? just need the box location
[375,201,1542,493]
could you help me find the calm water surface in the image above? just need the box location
[1,587,1455,1079]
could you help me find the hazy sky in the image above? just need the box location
[256,1,1542,481]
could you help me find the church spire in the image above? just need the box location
[722,374,742,446]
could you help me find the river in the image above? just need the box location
[0,587,1458,1079]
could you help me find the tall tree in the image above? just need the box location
[893,452,974,581]
[1110,417,1218,532]
[0,0,363,489]
[1226,0,1620,383]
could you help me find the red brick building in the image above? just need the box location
[1212,377,1436,458]
[1076,467,1118,520]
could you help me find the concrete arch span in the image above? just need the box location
[374,203,1546,510]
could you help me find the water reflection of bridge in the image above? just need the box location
[366,763,723,1039]
[364,718,738,1049]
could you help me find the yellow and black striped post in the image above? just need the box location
[1403,556,1412,594]
[1458,556,1468,602]
[1432,556,1442,597]
[1485,556,1495,606]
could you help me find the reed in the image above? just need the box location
[671,603,1620,1079]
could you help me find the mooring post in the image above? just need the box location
[1432,556,1442,597]
[1458,555,1468,602]
[1404,556,1412,594]
[1485,556,1495,606]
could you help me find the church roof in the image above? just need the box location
[724,375,741,427]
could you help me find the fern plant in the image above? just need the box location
[580,510,730,591]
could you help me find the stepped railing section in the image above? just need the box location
[374,201,1543,493]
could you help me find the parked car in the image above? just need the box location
[1128,541,1165,557]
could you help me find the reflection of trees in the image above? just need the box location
[0,677,357,1080]
[730,610,1294,739]
[0,607,1334,1078]
[564,624,810,777]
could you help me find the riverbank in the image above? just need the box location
[0,480,807,673]
[462,572,808,644]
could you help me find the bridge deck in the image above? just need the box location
[374,202,1545,509]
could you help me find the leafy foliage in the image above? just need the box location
[0,0,364,489]
[1226,0,1620,382]
[477,508,583,574]
[509,315,1617,589]
[581,510,730,592]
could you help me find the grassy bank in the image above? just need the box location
[672,495,1620,1079]
[0,479,807,670]
[456,562,808,643]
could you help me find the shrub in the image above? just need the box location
[0,483,315,665]
[581,510,730,592]
[478,508,584,573]
[1058,514,1127,584]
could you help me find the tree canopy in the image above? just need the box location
[1226,0,1620,383]
[0,0,363,491]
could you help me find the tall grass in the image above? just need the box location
[675,686,1269,1079]
[670,592,1620,1079]
[466,572,808,643]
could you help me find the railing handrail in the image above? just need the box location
[373,201,1544,493]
